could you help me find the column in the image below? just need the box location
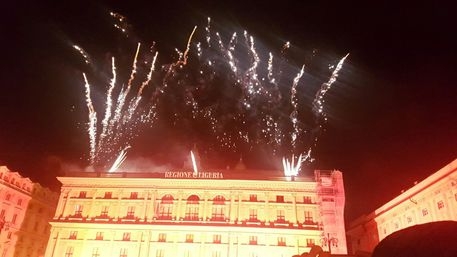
[229,191,235,223]
[88,189,97,217]
[115,189,123,220]
[44,228,59,257]
[264,192,270,224]
[292,193,298,225]
[142,191,150,222]
[54,189,70,219]
[203,191,209,221]
[176,191,183,220]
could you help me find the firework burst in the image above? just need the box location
[78,14,348,171]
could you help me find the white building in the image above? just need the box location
[347,158,457,255]
[0,166,58,257]
[45,168,347,257]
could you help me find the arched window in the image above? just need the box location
[157,194,174,220]
[185,195,200,221]
[211,195,226,221]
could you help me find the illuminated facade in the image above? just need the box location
[45,169,347,257]
[347,158,457,255]
[0,166,59,257]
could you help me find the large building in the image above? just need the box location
[0,166,59,257]
[346,158,457,255]
[44,168,347,257]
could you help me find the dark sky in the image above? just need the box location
[1,1,456,222]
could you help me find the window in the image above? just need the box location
[249,209,257,221]
[126,206,135,218]
[74,204,83,216]
[185,195,200,220]
[158,233,166,242]
[11,214,17,224]
[119,248,127,257]
[158,195,173,219]
[306,238,315,247]
[96,232,104,240]
[303,196,312,204]
[304,211,313,223]
[0,209,5,218]
[100,206,109,217]
[65,247,74,257]
[407,216,412,223]
[276,195,284,203]
[123,232,131,241]
[156,249,164,257]
[249,194,257,202]
[5,194,11,201]
[437,200,444,209]
[276,210,285,222]
[422,208,428,216]
[213,195,225,204]
[212,251,221,257]
[17,198,22,206]
[249,236,257,245]
[79,191,87,198]
[186,234,194,243]
[6,232,12,239]
[277,237,286,246]
[92,248,100,257]
[213,234,221,244]
[69,231,77,239]
[104,192,112,199]
[130,192,138,199]
[211,205,225,221]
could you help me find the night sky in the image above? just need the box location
[1,1,456,223]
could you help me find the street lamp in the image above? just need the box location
[321,233,338,253]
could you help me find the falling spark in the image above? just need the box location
[190,151,198,175]
[290,65,305,149]
[108,146,130,173]
[82,73,97,164]
[73,45,90,64]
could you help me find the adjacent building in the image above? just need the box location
[346,158,457,255]
[45,168,347,257]
[0,166,59,257]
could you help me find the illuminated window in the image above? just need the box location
[185,195,200,220]
[92,248,100,257]
[276,209,285,222]
[155,249,164,257]
[278,237,286,246]
[5,194,11,201]
[11,214,17,224]
[249,236,257,245]
[306,238,315,247]
[437,200,444,209]
[212,197,225,221]
[158,233,166,242]
[79,191,87,198]
[74,204,83,216]
[422,208,428,216]
[213,234,221,244]
[249,194,257,202]
[303,196,312,204]
[95,232,104,240]
[104,192,112,199]
[276,195,284,203]
[65,246,74,257]
[69,231,77,239]
[304,211,313,223]
[249,209,258,221]
[17,198,22,206]
[212,251,221,257]
[130,192,138,199]
[119,248,127,257]
[186,234,194,243]
[158,195,173,219]
[100,206,109,217]
[126,206,135,218]
[123,232,131,241]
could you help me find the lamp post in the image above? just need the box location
[321,233,338,253]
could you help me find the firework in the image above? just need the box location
[78,15,348,170]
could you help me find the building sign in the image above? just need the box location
[164,171,224,179]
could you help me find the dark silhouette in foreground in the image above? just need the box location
[372,221,457,257]
[293,245,330,257]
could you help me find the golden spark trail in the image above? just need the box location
[83,73,97,164]
[290,65,305,149]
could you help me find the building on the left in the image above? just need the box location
[0,166,59,257]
